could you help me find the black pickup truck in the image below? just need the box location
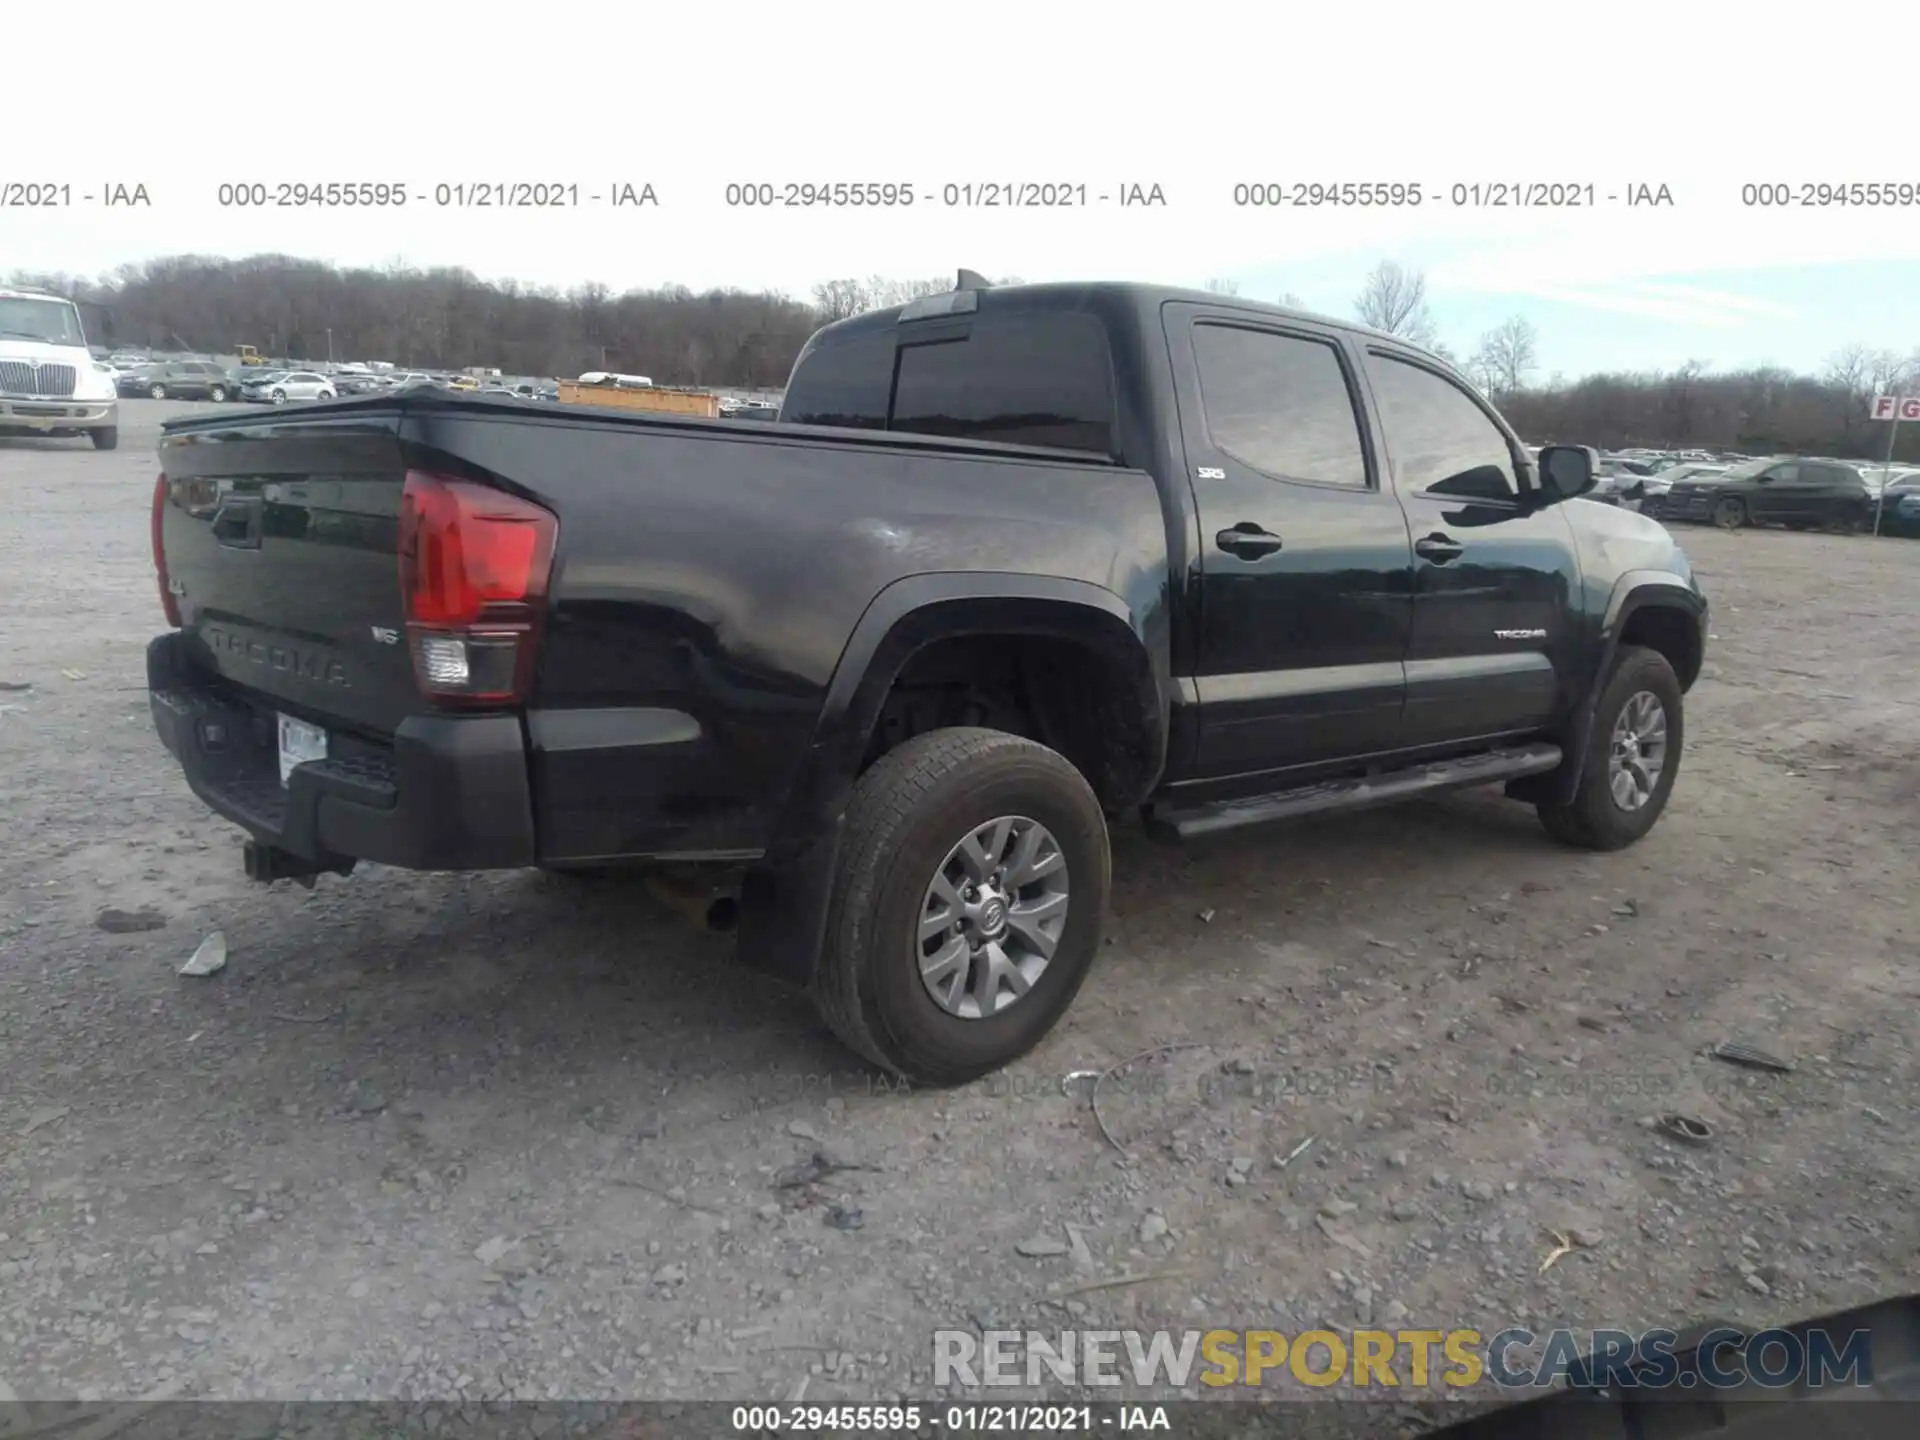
[146,275,1707,1084]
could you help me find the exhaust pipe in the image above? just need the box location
[644,871,741,932]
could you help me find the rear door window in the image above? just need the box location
[1189,323,1370,488]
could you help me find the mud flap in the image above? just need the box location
[735,815,844,989]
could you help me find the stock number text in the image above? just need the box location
[218,182,408,208]
[725,181,916,208]
[1741,181,1920,207]
[1234,181,1423,207]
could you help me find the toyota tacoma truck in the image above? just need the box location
[145,275,1707,1084]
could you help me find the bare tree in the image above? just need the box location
[1867,348,1913,396]
[1277,291,1305,309]
[27,255,1917,462]
[865,276,952,309]
[1824,344,1876,444]
[1471,316,1539,396]
[810,279,871,324]
[1353,261,1435,345]
[1204,277,1240,296]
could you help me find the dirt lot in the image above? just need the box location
[2,404,1916,1415]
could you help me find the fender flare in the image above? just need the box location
[736,571,1167,987]
[1549,570,1706,805]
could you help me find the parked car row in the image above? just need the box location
[99,352,786,415]
[1646,456,1920,534]
[1516,446,1920,537]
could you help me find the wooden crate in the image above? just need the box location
[556,381,720,418]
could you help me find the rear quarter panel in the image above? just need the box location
[401,409,1170,859]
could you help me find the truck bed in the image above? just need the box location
[152,391,1168,869]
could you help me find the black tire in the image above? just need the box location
[1711,497,1746,530]
[271,389,286,404]
[148,384,167,400]
[1537,645,1684,851]
[209,385,227,403]
[89,427,119,451]
[813,727,1110,1086]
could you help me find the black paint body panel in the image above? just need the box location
[148,284,1707,983]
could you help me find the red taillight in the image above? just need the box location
[397,471,557,705]
[153,473,182,627]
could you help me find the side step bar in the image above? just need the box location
[1143,742,1563,842]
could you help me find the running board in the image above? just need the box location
[1143,742,1564,842]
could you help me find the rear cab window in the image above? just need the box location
[780,305,1117,456]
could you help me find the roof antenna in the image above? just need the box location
[955,268,992,292]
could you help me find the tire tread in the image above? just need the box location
[813,727,1104,1082]
[1537,644,1683,852]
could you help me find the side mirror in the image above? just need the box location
[1536,445,1597,503]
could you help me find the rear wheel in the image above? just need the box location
[1538,645,1684,851]
[148,383,167,400]
[1712,497,1746,529]
[89,427,118,451]
[813,727,1110,1086]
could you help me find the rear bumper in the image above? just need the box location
[0,396,117,431]
[147,631,537,870]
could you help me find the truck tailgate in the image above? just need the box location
[158,418,416,736]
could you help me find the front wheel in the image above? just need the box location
[1538,645,1684,851]
[208,385,228,403]
[813,727,1111,1087]
[1712,497,1747,530]
[89,426,119,451]
[148,384,167,400]
[270,389,287,404]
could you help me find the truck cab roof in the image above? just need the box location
[813,279,1414,353]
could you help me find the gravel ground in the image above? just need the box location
[2,403,1917,1414]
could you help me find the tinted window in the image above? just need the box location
[1190,324,1368,488]
[779,333,893,430]
[1367,354,1519,502]
[891,313,1114,453]
[1767,463,1799,483]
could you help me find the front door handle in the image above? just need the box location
[1414,532,1463,563]
[1216,522,1284,557]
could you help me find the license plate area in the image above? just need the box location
[277,712,328,786]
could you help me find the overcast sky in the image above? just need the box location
[9,2,1918,377]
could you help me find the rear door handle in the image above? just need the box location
[1216,523,1284,557]
[1414,532,1463,563]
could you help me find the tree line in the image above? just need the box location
[9,254,1914,459]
